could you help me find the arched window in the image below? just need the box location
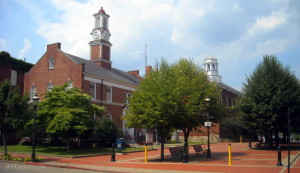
[31,85,37,100]
[67,81,73,89]
[47,82,53,91]
[48,57,55,70]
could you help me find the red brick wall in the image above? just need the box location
[24,43,83,98]
[0,65,26,95]
[91,45,100,61]
[83,79,134,128]
[0,66,11,82]
[102,45,110,60]
[179,123,220,137]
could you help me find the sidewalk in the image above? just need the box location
[19,143,300,173]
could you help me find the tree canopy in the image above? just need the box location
[36,85,104,150]
[125,59,221,161]
[0,80,30,157]
[241,55,300,145]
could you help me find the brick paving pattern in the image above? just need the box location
[12,143,300,173]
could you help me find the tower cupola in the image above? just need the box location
[89,6,112,69]
[203,56,221,82]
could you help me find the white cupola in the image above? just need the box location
[91,7,111,41]
[203,56,221,83]
[89,6,112,69]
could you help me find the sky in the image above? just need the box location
[1,0,300,91]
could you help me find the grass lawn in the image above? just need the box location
[0,145,149,157]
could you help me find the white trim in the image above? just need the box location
[92,98,124,106]
[84,76,136,91]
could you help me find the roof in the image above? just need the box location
[61,51,140,86]
[0,51,33,72]
[94,7,110,17]
[218,82,241,96]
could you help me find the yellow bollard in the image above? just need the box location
[144,144,148,163]
[228,144,232,166]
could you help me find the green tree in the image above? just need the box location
[95,117,121,147]
[0,80,30,157]
[125,59,221,161]
[171,59,220,161]
[125,60,176,161]
[37,85,104,151]
[241,55,300,146]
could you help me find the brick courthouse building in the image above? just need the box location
[24,7,240,143]
[24,7,141,142]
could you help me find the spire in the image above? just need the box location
[98,6,106,15]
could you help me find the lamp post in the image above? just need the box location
[204,98,212,159]
[287,107,290,173]
[31,94,40,162]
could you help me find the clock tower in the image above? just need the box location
[89,7,112,69]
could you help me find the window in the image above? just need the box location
[106,114,112,120]
[67,81,73,89]
[31,85,37,100]
[47,82,53,91]
[10,70,17,86]
[48,57,55,70]
[106,86,112,103]
[103,17,108,29]
[125,93,131,104]
[89,82,96,99]
[96,16,100,28]
[207,64,210,71]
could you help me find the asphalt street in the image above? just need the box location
[0,161,103,173]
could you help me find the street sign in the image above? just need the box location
[205,121,212,127]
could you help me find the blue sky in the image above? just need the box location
[1,0,300,91]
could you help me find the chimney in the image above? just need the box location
[128,70,140,78]
[47,42,61,50]
[145,66,152,76]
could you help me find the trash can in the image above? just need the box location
[116,138,124,150]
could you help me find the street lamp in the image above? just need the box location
[287,107,290,173]
[204,97,212,159]
[31,94,40,162]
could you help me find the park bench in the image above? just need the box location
[192,145,206,155]
[169,146,184,160]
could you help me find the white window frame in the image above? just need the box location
[47,82,53,91]
[67,81,73,89]
[106,86,112,103]
[89,82,96,99]
[10,70,17,86]
[49,57,55,70]
[31,85,37,100]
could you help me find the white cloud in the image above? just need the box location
[16,0,299,89]
[36,0,176,59]
[248,11,286,36]
[18,38,32,59]
[0,38,7,50]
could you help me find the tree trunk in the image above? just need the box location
[183,128,190,162]
[2,128,8,157]
[66,138,71,152]
[248,135,252,149]
[275,130,279,148]
[160,137,165,161]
